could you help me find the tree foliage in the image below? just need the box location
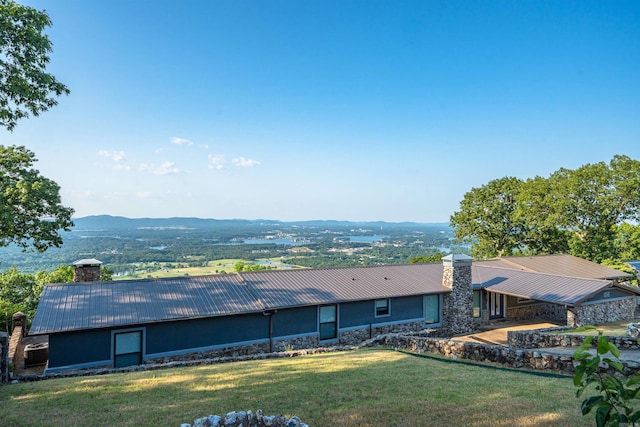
[0,0,70,131]
[0,145,74,251]
[451,155,640,262]
[574,329,640,426]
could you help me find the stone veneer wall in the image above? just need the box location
[1,332,8,384]
[366,333,640,376]
[339,321,425,345]
[7,323,23,371]
[508,326,640,350]
[507,303,568,323]
[442,263,474,334]
[568,298,636,327]
[73,265,101,282]
[182,410,307,427]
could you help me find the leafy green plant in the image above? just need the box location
[573,326,640,426]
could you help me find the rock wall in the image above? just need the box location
[508,326,640,350]
[366,334,582,373]
[507,303,568,323]
[568,298,636,327]
[1,332,8,384]
[181,410,307,427]
[442,263,474,334]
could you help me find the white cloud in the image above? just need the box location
[98,150,126,162]
[170,137,193,146]
[232,157,261,167]
[113,163,132,171]
[138,162,181,175]
[208,154,225,170]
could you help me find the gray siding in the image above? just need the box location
[48,329,111,369]
[586,288,632,303]
[146,314,269,355]
[340,296,424,328]
[272,306,317,337]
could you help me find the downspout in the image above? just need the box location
[262,310,277,352]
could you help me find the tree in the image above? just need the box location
[574,329,640,426]
[0,0,70,131]
[450,177,527,258]
[0,145,74,251]
[451,156,640,263]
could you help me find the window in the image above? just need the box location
[114,330,142,368]
[424,295,440,324]
[473,291,481,318]
[319,305,337,340]
[375,299,390,317]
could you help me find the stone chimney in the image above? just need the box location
[441,254,474,335]
[72,259,102,282]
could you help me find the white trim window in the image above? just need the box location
[375,298,390,317]
[113,330,143,368]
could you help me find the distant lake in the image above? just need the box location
[343,235,388,243]
[243,238,308,246]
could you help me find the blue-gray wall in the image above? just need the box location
[146,313,268,355]
[340,296,424,328]
[48,329,111,369]
[272,306,317,337]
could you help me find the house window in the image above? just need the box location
[114,330,142,368]
[375,299,390,317]
[424,295,440,325]
[319,305,337,340]
[473,291,481,318]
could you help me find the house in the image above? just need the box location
[26,254,637,373]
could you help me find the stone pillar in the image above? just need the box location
[441,254,474,335]
[73,259,102,282]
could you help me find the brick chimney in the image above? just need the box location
[72,259,102,282]
[441,254,474,335]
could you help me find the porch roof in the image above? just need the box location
[474,265,633,306]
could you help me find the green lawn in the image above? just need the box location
[0,348,591,427]
[553,319,632,336]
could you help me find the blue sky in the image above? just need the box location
[3,1,639,222]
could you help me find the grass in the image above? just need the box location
[117,258,300,280]
[0,348,591,427]
[552,319,632,336]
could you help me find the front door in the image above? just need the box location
[489,292,504,319]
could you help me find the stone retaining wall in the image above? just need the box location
[1,332,8,384]
[507,303,568,323]
[181,410,307,427]
[508,327,640,350]
[363,334,583,374]
[568,298,636,327]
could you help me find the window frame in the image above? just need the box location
[112,328,144,368]
[319,304,338,341]
[374,298,390,318]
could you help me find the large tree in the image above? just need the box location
[0,1,73,252]
[451,155,640,262]
[0,0,69,131]
[0,145,73,251]
[450,177,530,258]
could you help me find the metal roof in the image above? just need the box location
[473,265,637,306]
[29,254,637,335]
[30,275,264,335]
[475,253,633,280]
[240,263,449,309]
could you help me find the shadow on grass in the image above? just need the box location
[1,349,589,427]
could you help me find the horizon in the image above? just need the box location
[3,1,639,222]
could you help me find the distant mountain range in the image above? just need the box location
[71,215,451,231]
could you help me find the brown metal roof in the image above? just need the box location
[30,275,264,335]
[475,253,632,280]
[239,263,450,309]
[474,265,614,306]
